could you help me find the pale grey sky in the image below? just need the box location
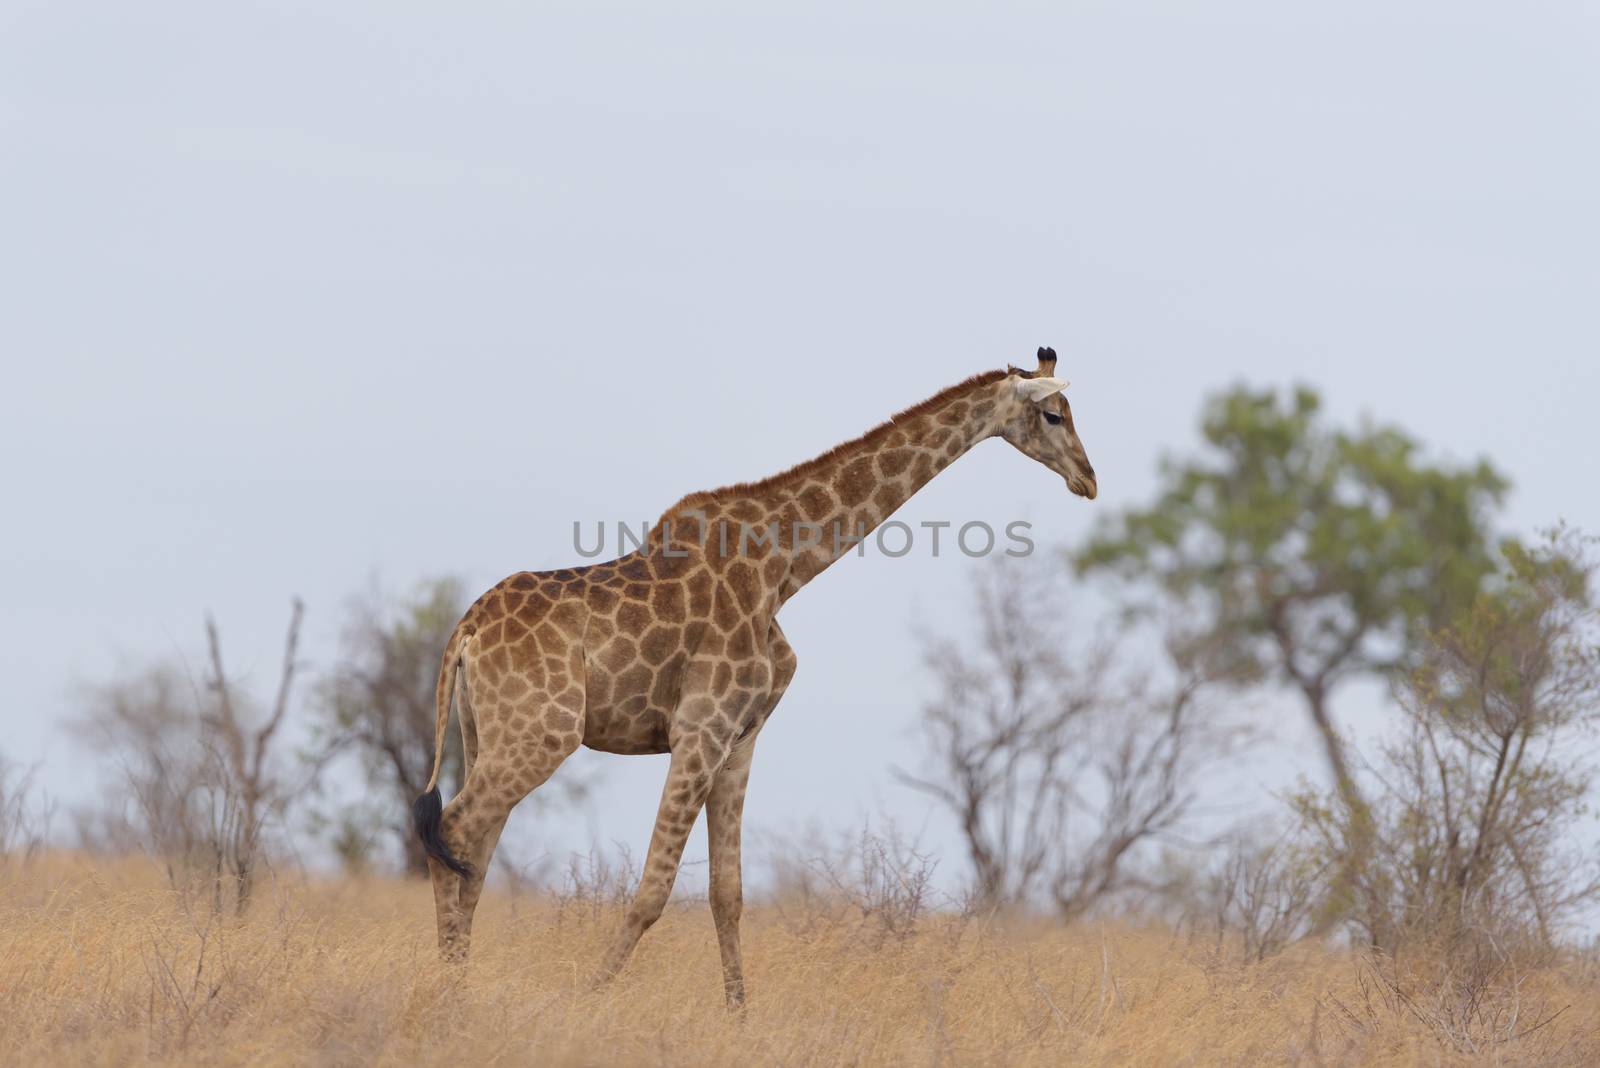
[4,2,1597,881]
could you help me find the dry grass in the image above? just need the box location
[2,855,1598,1066]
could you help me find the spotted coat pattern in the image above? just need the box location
[422,352,1096,1006]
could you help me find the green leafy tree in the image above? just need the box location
[1293,526,1600,950]
[1077,385,1507,919]
[308,578,469,875]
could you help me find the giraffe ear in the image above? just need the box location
[1037,346,1058,374]
[1014,376,1070,403]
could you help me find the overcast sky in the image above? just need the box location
[4,2,1597,884]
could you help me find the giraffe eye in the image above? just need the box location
[1041,411,1063,426]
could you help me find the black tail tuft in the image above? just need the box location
[412,787,473,878]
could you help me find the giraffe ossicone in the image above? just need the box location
[414,348,1097,1005]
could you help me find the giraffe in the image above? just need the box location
[412,347,1096,1005]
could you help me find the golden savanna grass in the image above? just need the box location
[2,855,1598,1066]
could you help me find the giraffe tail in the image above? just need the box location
[412,627,473,878]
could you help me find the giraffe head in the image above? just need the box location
[997,347,1097,500]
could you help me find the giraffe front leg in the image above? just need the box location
[592,742,723,987]
[707,735,756,1008]
[706,623,793,1007]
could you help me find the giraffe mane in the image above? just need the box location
[655,367,1029,523]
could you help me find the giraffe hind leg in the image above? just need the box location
[433,690,584,961]
[427,659,479,959]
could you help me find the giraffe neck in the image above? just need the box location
[659,375,1009,605]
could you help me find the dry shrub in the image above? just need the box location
[1323,939,1582,1062]
[1293,528,1600,961]
[905,561,1236,919]
[766,823,941,947]
[1172,830,1327,965]
[551,843,644,925]
[0,756,51,866]
[72,602,307,916]
[5,854,1600,1066]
